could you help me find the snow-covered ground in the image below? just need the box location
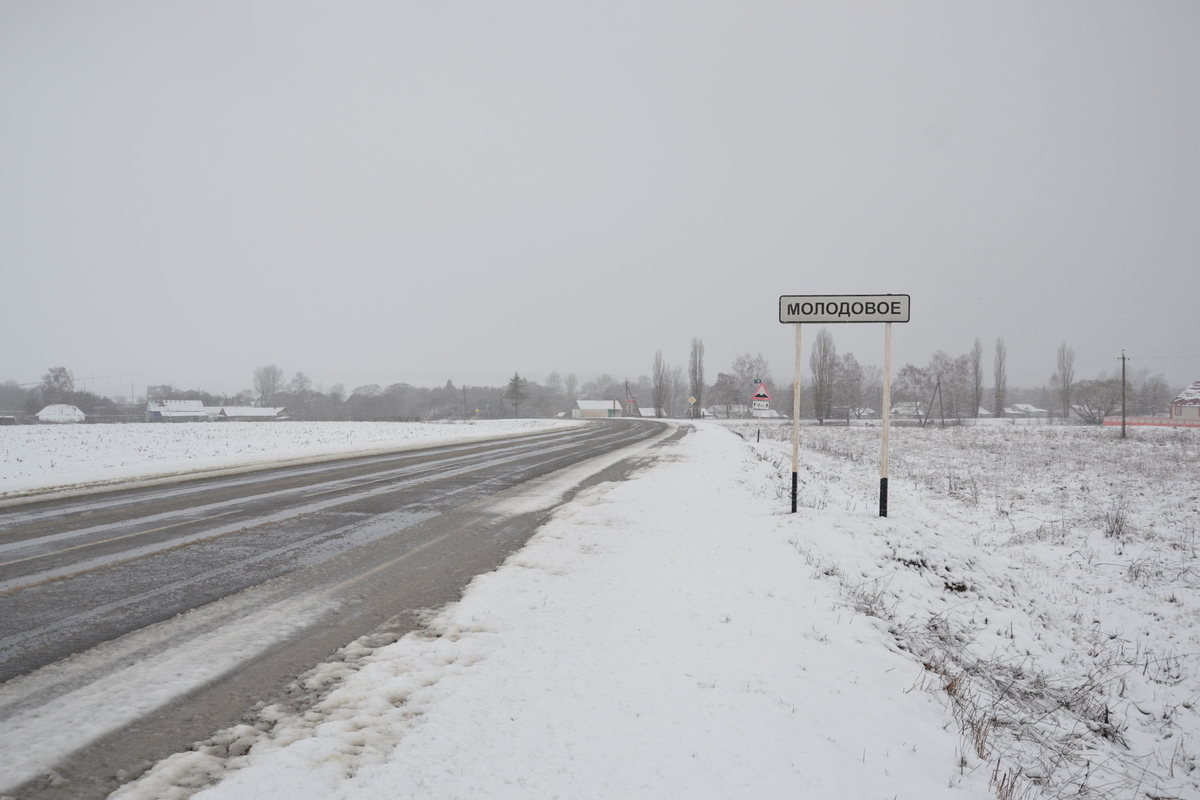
[6,420,1198,798]
[0,420,572,502]
[112,421,991,800]
[745,422,1200,798]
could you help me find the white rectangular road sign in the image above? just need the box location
[752,400,770,411]
[779,294,910,324]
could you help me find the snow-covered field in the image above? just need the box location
[6,420,1198,798]
[744,422,1200,798]
[0,420,572,502]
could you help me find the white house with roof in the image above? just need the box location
[145,400,210,423]
[35,404,86,423]
[1005,403,1049,418]
[573,400,623,419]
[889,401,927,420]
[213,406,287,421]
[1170,381,1200,421]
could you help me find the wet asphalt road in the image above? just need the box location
[0,419,670,799]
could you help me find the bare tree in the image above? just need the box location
[838,352,864,418]
[667,364,686,417]
[564,374,578,401]
[894,363,933,404]
[1073,377,1125,424]
[651,350,669,417]
[1132,369,1173,415]
[810,328,839,424]
[993,338,1007,417]
[732,352,772,391]
[41,366,75,405]
[927,350,972,420]
[290,371,313,394]
[253,364,285,406]
[862,365,883,416]
[688,337,705,417]
[970,338,984,418]
[1055,342,1076,419]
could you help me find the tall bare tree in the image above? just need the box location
[810,328,839,424]
[970,338,984,418]
[651,350,669,417]
[993,338,1007,417]
[667,364,686,417]
[253,364,284,406]
[41,366,75,405]
[839,352,864,418]
[1073,377,1124,424]
[732,352,772,390]
[687,337,705,417]
[1055,342,1076,419]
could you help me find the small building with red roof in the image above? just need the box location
[1170,381,1200,422]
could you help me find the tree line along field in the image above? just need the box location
[0,331,1185,425]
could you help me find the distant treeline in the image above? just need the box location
[3,337,1182,425]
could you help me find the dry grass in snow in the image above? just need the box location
[736,422,1200,799]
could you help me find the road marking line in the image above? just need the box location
[0,511,239,568]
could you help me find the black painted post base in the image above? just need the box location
[879,477,888,517]
[791,472,798,514]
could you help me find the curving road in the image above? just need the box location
[0,418,671,799]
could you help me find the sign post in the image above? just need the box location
[779,294,910,517]
[751,382,770,442]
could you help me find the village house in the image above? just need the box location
[1170,381,1200,421]
[145,399,209,422]
[1005,403,1049,419]
[35,404,86,423]
[706,404,751,419]
[889,401,927,420]
[572,400,623,419]
[211,406,287,422]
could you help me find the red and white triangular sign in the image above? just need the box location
[752,383,771,401]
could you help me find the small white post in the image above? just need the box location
[880,321,893,517]
[791,322,802,513]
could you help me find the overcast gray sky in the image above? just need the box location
[2,2,1197,398]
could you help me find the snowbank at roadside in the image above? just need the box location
[0,420,574,500]
[114,422,990,800]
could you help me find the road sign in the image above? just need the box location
[779,294,910,324]
[688,396,696,405]
[752,400,770,411]
[751,383,770,402]
[778,292,910,518]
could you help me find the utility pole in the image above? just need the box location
[462,385,468,419]
[1119,350,1129,439]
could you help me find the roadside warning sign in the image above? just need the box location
[751,383,770,402]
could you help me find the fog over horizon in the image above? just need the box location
[2,3,1197,401]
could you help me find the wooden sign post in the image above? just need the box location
[778,295,910,517]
